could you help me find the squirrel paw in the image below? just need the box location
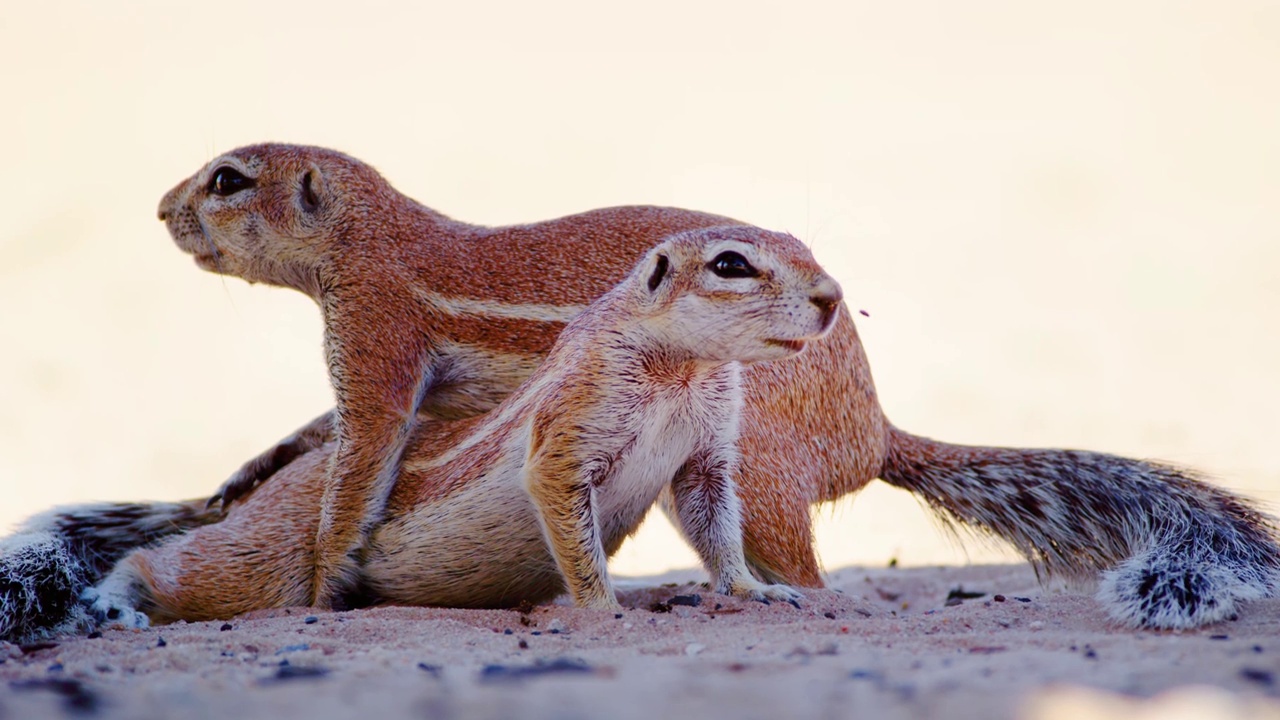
[729,580,804,606]
[79,586,149,630]
[207,462,266,511]
[209,422,329,511]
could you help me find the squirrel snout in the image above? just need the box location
[809,278,843,328]
[158,183,185,222]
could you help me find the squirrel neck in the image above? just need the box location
[306,195,477,303]
[562,295,727,389]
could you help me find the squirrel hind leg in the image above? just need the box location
[1097,543,1279,629]
[0,531,94,643]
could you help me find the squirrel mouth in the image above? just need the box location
[191,252,225,272]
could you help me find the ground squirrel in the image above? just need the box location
[75,227,833,625]
[2,144,1276,640]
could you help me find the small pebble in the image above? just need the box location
[823,611,837,619]
[1014,597,1031,603]
[480,658,593,683]
[503,629,513,635]
[531,631,542,636]
[304,616,318,625]
[1252,645,1263,653]
[156,636,167,648]
[518,639,529,649]
[220,623,233,632]
[993,595,1006,602]
[263,665,330,683]
[614,613,623,619]
[1241,668,1274,686]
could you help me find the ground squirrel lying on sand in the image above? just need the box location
[2,144,1275,641]
[74,226,833,625]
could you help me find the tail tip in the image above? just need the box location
[1097,555,1277,630]
[0,532,94,644]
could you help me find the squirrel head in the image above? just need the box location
[621,226,843,365]
[157,144,391,298]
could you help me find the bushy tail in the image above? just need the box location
[1,500,219,644]
[880,426,1280,629]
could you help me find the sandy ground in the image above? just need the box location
[1,564,1277,720]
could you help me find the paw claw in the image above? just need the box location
[79,586,149,629]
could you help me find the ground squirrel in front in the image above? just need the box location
[76,227,834,624]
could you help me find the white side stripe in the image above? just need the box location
[413,288,586,323]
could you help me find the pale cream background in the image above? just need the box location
[1,1,1276,576]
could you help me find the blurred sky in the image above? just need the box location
[1,1,1277,576]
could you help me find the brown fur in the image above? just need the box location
[159,144,878,603]
[150,143,1277,628]
[84,228,834,622]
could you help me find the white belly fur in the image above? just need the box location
[362,397,707,607]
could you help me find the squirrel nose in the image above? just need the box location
[810,277,843,311]
[809,277,843,327]
[158,184,184,221]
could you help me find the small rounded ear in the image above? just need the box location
[646,254,669,292]
[300,164,324,214]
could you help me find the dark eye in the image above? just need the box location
[709,251,758,279]
[209,167,254,196]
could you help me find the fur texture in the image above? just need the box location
[146,143,1279,628]
[75,228,832,624]
[884,429,1280,627]
[0,501,217,643]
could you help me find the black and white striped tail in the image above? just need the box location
[1,500,218,644]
